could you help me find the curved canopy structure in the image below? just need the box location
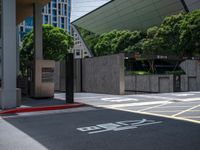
[72,0,200,34]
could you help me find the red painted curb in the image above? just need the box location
[0,103,85,115]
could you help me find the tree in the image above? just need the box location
[141,26,165,73]
[156,13,185,57]
[77,27,99,56]
[20,24,74,76]
[179,10,200,56]
[94,30,144,56]
[155,10,200,70]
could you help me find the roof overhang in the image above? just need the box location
[72,0,200,34]
[16,0,51,24]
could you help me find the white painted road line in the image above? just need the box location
[180,97,200,102]
[77,119,162,134]
[135,95,181,101]
[103,101,171,108]
[172,105,200,117]
[138,102,172,112]
[101,97,138,102]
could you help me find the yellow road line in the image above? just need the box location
[138,102,172,112]
[103,106,200,124]
[183,116,200,119]
[172,104,200,117]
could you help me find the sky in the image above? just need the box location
[71,0,110,22]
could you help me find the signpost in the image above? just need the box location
[65,53,74,103]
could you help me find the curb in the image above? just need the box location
[0,103,85,115]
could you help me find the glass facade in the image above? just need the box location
[19,0,71,42]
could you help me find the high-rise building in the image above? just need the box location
[19,0,71,42]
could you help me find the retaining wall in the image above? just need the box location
[125,75,174,93]
[125,60,200,93]
[180,60,200,91]
[54,54,125,95]
[82,54,125,95]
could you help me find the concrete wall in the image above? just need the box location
[53,61,66,92]
[54,60,82,92]
[180,60,200,91]
[82,54,125,95]
[54,58,200,94]
[54,62,61,91]
[125,60,200,93]
[125,75,174,93]
[54,54,125,95]
[74,59,82,92]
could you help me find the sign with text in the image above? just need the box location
[42,67,54,83]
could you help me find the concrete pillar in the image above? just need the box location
[16,26,20,76]
[33,3,43,60]
[0,0,17,109]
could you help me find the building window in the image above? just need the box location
[20,26,24,32]
[52,2,57,8]
[45,15,48,24]
[53,16,57,22]
[61,24,64,29]
[53,23,57,27]
[25,17,33,26]
[61,17,64,23]
[52,10,57,15]
[76,49,80,56]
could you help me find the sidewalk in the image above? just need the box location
[0,96,85,114]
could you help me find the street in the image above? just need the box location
[1,92,200,150]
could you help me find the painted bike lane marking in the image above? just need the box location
[77,119,162,134]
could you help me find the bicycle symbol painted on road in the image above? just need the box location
[77,119,162,134]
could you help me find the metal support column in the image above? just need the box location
[180,0,190,13]
[65,53,74,103]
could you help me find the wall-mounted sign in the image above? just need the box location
[77,119,162,134]
[42,67,54,83]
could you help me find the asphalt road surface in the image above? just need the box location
[65,92,200,123]
[0,105,200,150]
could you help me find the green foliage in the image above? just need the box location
[20,24,74,76]
[94,30,144,56]
[126,71,151,75]
[141,26,165,56]
[156,13,185,57]
[179,10,200,56]
[77,27,99,55]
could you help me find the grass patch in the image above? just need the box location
[126,71,152,75]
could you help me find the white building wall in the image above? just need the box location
[71,25,93,59]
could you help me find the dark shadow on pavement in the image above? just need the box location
[21,97,66,107]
